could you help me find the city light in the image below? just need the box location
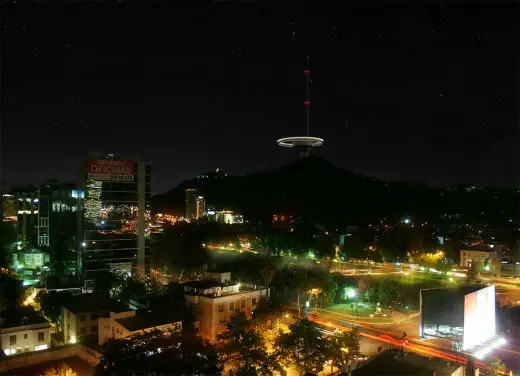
[345,287,356,299]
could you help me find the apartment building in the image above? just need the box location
[98,310,182,345]
[62,293,130,344]
[0,308,52,356]
[184,272,269,342]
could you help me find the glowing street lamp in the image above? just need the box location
[345,287,356,299]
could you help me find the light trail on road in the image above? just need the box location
[308,311,512,375]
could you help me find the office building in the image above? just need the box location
[185,189,197,220]
[196,196,205,219]
[0,307,52,356]
[2,194,17,219]
[15,191,38,249]
[206,209,244,224]
[78,152,151,287]
[184,271,269,342]
[37,181,82,255]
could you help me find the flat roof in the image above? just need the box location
[422,284,487,296]
[0,307,49,329]
[352,349,461,376]
[184,280,230,289]
[116,310,183,332]
[62,293,129,314]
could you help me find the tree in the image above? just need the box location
[467,262,480,281]
[151,224,210,282]
[488,357,506,376]
[260,257,277,287]
[364,286,378,303]
[327,328,360,372]
[93,270,123,296]
[36,290,73,324]
[43,363,77,376]
[275,318,329,374]
[0,272,22,310]
[219,314,283,376]
[96,329,222,376]
[377,280,398,306]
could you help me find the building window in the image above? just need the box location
[252,298,257,306]
[38,332,45,342]
[9,335,16,346]
[218,304,224,312]
[91,326,98,333]
[193,327,200,334]
[229,302,235,310]
[241,299,246,309]
[23,334,28,340]
[79,327,86,335]
[78,314,86,322]
[90,313,98,320]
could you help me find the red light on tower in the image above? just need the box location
[304,70,310,74]
[304,101,311,105]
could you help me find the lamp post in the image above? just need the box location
[328,359,333,374]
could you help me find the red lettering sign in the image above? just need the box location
[87,159,134,181]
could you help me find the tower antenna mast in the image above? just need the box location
[277,56,324,158]
[305,55,310,136]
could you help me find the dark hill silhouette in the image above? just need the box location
[151,157,518,225]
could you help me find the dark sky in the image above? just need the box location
[2,2,518,193]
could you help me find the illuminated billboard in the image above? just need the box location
[463,285,495,350]
[87,159,134,182]
[420,285,496,351]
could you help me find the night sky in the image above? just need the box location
[2,2,518,193]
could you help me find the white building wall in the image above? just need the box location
[0,325,51,356]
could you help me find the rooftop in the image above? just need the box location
[116,309,183,332]
[184,279,228,290]
[45,275,82,290]
[352,349,462,376]
[62,293,130,314]
[0,307,50,329]
[184,280,266,298]
[422,284,488,297]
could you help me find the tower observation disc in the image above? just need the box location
[277,56,324,158]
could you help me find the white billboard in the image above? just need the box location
[463,285,496,350]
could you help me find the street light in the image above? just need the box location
[328,359,333,374]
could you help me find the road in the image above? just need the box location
[308,310,514,375]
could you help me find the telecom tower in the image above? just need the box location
[277,56,324,158]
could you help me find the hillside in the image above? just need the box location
[151,157,518,225]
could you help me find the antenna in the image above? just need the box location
[304,56,310,136]
[277,56,324,158]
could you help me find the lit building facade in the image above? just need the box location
[62,293,130,344]
[0,308,52,356]
[184,272,269,342]
[2,194,17,218]
[185,189,197,220]
[14,191,39,248]
[37,181,81,253]
[78,152,151,287]
[460,248,495,268]
[196,196,206,219]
